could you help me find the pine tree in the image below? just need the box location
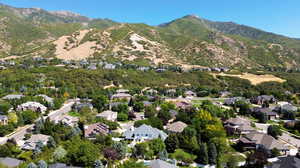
[208,143,218,165]
[198,143,208,165]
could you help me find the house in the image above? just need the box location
[53,115,79,127]
[96,110,118,121]
[0,157,23,168]
[21,134,50,150]
[250,95,277,105]
[238,132,289,155]
[155,68,166,73]
[17,102,47,113]
[166,121,188,133]
[87,64,97,70]
[219,91,232,98]
[150,159,178,168]
[224,97,245,106]
[174,101,192,109]
[111,93,132,101]
[279,104,298,113]
[73,102,93,112]
[145,89,158,95]
[2,94,24,100]
[224,117,256,135]
[37,94,54,105]
[103,63,116,70]
[109,102,127,109]
[84,123,109,139]
[116,89,130,93]
[251,107,279,120]
[184,90,197,97]
[266,156,300,168]
[0,115,8,125]
[124,124,168,142]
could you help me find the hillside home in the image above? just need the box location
[37,94,54,106]
[238,132,290,155]
[266,156,300,168]
[96,110,118,121]
[84,123,109,139]
[174,101,192,109]
[224,117,256,135]
[17,102,47,113]
[2,94,24,100]
[53,115,79,127]
[165,121,188,133]
[184,90,197,97]
[111,93,132,101]
[124,124,168,142]
[250,95,277,105]
[21,134,50,150]
[251,107,279,120]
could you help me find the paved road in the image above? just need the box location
[0,100,75,145]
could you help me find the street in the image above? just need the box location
[0,100,75,145]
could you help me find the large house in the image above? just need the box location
[53,115,79,127]
[37,94,54,106]
[251,107,279,120]
[224,117,256,135]
[124,124,168,142]
[184,90,196,98]
[111,93,132,101]
[250,95,277,105]
[165,121,188,133]
[238,132,290,155]
[266,156,300,168]
[84,123,109,139]
[96,110,118,121]
[0,115,8,125]
[174,101,192,110]
[21,134,50,150]
[17,102,47,113]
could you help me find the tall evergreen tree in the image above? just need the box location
[198,143,208,165]
[208,143,218,165]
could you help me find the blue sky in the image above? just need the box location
[1,0,299,38]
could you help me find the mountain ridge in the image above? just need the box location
[0,3,300,70]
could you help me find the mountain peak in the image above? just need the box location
[50,11,83,18]
[183,14,201,19]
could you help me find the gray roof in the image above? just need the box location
[243,133,288,150]
[2,94,24,100]
[166,121,188,133]
[38,94,54,103]
[0,157,23,168]
[0,115,8,120]
[150,159,178,168]
[267,156,300,168]
[124,124,168,141]
[281,104,298,112]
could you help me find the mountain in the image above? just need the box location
[0,4,300,70]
